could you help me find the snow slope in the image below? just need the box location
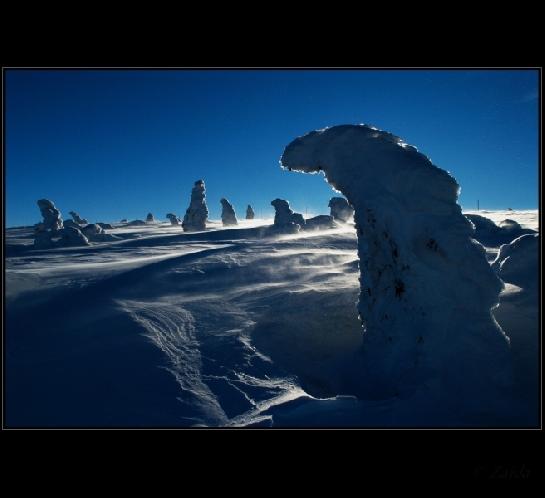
[4,209,539,427]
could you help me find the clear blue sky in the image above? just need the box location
[5,69,539,227]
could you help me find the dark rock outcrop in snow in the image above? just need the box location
[69,211,88,225]
[182,180,208,232]
[220,199,238,226]
[281,124,512,410]
[146,213,155,223]
[465,214,535,246]
[246,205,255,220]
[166,213,181,225]
[329,197,354,222]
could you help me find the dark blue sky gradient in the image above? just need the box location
[5,69,539,227]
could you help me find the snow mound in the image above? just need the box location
[246,205,255,220]
[166,213,180,225]
[465,214,536,246]
[281,124,512,412]
[304,215,337,230]
[220,198,238,226]
[182,180,209,232]
[271,198,303,232]
[329,197,354,222]
[492,233,539,290]
[69,211,88,225]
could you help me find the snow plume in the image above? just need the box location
[220,198,238,226]
[182,180,209,232]
[281,124,512,412]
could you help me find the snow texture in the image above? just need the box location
[81,223,119,242]
[281,124,512,411]
[220,198,238,226]
[329,197,354,222]
[492,233,539,290]
[465,214,536,246]
[304,215,336,230]
[246,205,255,220]
[5,210,537,427]
[182,180,209,232]
[60,225,90,246]
[69,211,88,225]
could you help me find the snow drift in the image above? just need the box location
[280,124,513,412]
[492,233,539,290]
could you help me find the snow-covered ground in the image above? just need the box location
[4,210,539,427]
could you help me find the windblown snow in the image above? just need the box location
[5,206,538,427]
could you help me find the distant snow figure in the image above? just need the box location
[166,213,181,225]
[69,211,88,225]
[281,124,513,413]
[146,213,155,223]
[34,199,92,248]
[182,180,209,232]
[34,199,64,248]
[220,198,238,226]
[329,197,354,222]
[271,198,304,232]
[37,199,63,231]
[246,204,255,219]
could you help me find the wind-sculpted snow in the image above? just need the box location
[465,214,536,246]
[69,211,88,225]
[492,233,539,290]
[5,212,537,427]
[166,213,181,225]
[270,198,303,233]
[182,180,209,232]
[281,124,513,413]
[220,198,238,226]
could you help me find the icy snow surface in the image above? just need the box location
[5,209,539,427]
